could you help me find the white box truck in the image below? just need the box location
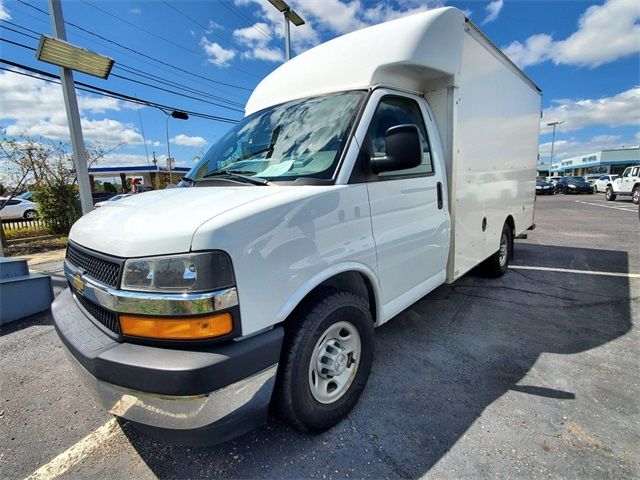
[52,7,541,444]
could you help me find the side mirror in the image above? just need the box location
[371,124,422,174]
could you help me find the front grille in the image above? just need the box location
[66,243,121,288]
[75,293,121,334]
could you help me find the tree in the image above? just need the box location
[0,131,124,233]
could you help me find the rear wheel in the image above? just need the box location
[632,186,639,205]
[482,222,512,278]
[605,186,616,201]
[273,290,375,432]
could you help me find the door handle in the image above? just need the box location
[436,182,443,209]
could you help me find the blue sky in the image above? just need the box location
[0,0,638,173]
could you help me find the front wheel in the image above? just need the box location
[23,210,37,220]
[273,290,375,432]
[606,186,616,201]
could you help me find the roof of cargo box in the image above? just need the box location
[245,7,539,115]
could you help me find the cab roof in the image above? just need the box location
[246,7,538,115]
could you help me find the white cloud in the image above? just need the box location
[206,20,224,32]
[0,0,11,20]
[233,22,284,62]
[130,8,141,14]
[504,0,640,68]
[538,134,638,162]
[231,0,441,61]
[541,87,640,135]
[483,0,503,24]
[199,37,237,67]
[0,69,143,144]
[170,134,207,148]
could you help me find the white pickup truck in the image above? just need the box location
[605,165,640,204]
[52,7,541,444]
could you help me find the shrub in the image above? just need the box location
[33,182,81,234]
[103,181,117,193]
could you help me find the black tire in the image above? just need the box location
[482,222,512,278]
[633,186,639,205]
[23,210,37,220]
[605,186,616,201]
[273,290,375,432]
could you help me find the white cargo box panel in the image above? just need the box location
[247,7,541,284]
[428,23,541,282]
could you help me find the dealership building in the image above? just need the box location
[539,147,640,176]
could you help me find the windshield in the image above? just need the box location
[189,91,365,183]
[536,178,550,185]
[566,176,587,184]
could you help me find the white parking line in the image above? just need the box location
[511,265,640,279]
[25,419,119,480]
[575,200,637,212]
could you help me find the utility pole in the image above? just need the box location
[547,120,565,177]
[47,0,94,214]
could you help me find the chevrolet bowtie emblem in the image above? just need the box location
[73,273,85,294]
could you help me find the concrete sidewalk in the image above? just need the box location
[20,248,66,269]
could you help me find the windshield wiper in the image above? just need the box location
[201,169,270,186]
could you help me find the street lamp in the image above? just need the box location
[35,0,115,215]
[165,110,189,185]
[547,120,565,177]
[267,0,305,61]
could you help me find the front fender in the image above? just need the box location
[273,262,383,326]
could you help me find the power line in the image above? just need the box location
[3,17,248,104]
[221,0,274,42]
[115,64,244,108]
[77,0,260,79]
[160,0,233,49]
[0,59,240,124]
[15,0,255,92]
[0,36,244,113]
[0,20,41,40]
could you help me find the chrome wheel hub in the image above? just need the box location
[309,321,361,404]
[499,233,508,267]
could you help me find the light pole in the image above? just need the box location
[37,1,114,214]
[267,0,305,61]
[164,110,188,185]
[547,120,565,177]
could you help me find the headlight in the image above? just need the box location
[568,184,576,188]
[121,252,235,293]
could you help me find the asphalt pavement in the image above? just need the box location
[1,192,638,479]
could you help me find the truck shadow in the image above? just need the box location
[120,243,634,478]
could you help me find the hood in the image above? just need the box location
[69,186,289,257]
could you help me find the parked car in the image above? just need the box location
[605,165,640,204]
[593,174,618,193]
[0,197,38,220]
[51,8,542,445]
[91,191,116,205]
[94,193,132,208]
[583,174,601,191]
[547,176,563,192]
[556,176,594,194]
[535,177,555,195]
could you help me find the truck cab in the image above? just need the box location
[52,7,541,445]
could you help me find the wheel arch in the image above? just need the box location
[276,263,382,328]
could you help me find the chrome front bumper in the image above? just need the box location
[63,259,238,316]
[66,349,277,431]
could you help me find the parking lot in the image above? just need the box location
[2,193,639,479]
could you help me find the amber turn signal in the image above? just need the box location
[120,313,233,340]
